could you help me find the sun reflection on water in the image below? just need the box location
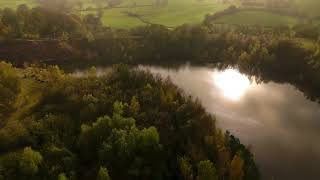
[213,69,252,101]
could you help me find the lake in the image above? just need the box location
[72,64,320,179]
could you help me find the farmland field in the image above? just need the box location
[0,0,234,28]
[86,0,232,28]
[213,10,299,27]
[1,0,317,28]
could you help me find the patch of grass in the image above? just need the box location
[101,8,146,28]
[2,0,302,28]
[100,0,231,28]
[144,0,229,27]
[213,10,298,27]
[0,0,35,8]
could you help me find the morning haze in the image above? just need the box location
[0,0,319,179]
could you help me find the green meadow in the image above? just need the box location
[2,0,319,28]
[0,0,36,8]
[89,0,232,28]
[213,10,299,27]
[0,0,233,28]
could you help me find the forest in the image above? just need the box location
[1,4,319,102]
[0,62,259,179]
[1,0,320,180]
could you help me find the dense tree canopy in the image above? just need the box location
[0,5,319,102]
[1,2,320,180]
[0,62,259,180]
[0,4,94,39]
[0,62,20,120]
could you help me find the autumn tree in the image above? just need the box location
[0,63,259,179]
[129,96,140,116]
[229,152,244,180]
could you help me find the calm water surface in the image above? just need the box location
[72,65,320,179]
[139,65,320,180]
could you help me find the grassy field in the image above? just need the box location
[0,0,35,8]
[2,0,317,28]
[213,10,298,27]
[96,0,231,28]
[0,0,233,28]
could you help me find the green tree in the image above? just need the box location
[179,156,193,180]
[0,63,259,180]
[84,13,102,32]
[1,8,17,28]
[197,160,218,180]
[293,23,319,39]
[97,166,111,180]
[58,173,69,180]
[0,62,20,119]
[16,4,29,35]
[19,147,43,175]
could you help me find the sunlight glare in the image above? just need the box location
[213,69,251,101]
